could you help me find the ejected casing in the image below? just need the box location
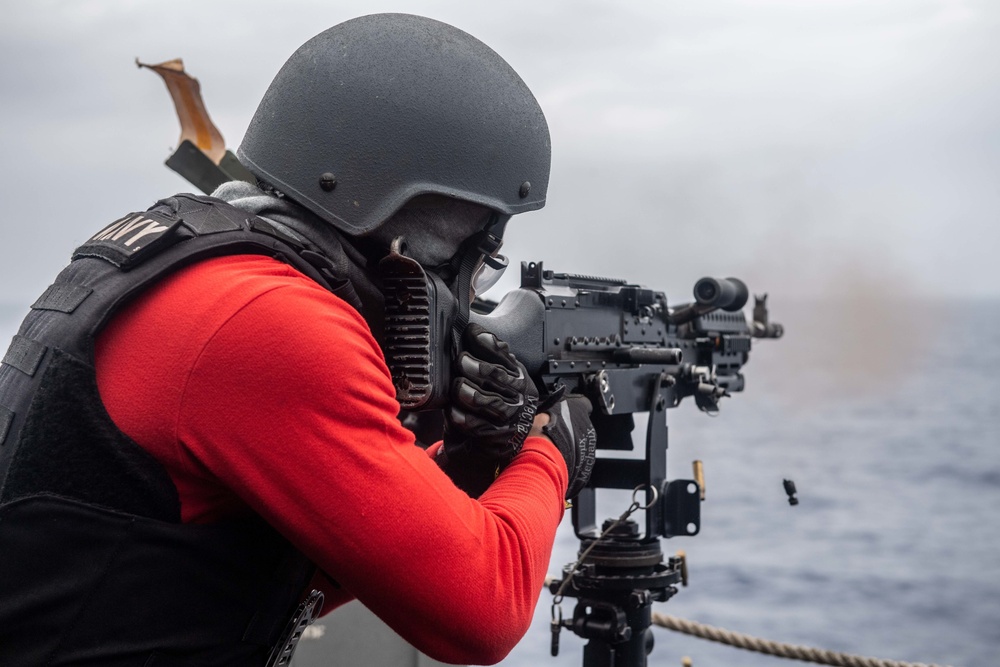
[693,460,705,501]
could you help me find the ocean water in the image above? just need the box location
[2,298,997,667]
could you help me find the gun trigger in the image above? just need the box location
[537,384,567,413]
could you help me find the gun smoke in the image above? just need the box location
[740,240,935,410]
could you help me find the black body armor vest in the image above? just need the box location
[0,194,350,666]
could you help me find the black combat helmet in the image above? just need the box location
[237,13,551,237]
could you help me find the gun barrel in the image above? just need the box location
[613,347,683,365]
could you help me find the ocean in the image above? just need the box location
[2,298,997,667]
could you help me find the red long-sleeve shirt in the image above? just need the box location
[94,254,567,665]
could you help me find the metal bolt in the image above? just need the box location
[319,173,337,192]
[519,181,531,198]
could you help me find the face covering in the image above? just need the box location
[368,195,496,267]
[378,213,508,411]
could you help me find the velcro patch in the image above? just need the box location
[73,210,183,269]
[31,283,94,314]
[2,335,47,377]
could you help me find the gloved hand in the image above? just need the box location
[540,395,597,499]
[442,323,539,497]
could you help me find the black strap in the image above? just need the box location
[450,245,480,350]
[450,216,504,351]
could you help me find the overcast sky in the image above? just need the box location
[1,0,998,307]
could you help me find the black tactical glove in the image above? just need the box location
[442,323,539,497]
[541,395,597,499]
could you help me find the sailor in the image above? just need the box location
[0,14,595,666]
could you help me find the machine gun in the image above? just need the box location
[383,259,782,666]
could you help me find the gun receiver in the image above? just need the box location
[473,262,760,420]
[468,261,781,541]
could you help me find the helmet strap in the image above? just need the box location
[448,214,503,355]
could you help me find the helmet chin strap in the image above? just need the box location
[449,215,504,355]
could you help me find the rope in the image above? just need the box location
[651,612,955,667]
